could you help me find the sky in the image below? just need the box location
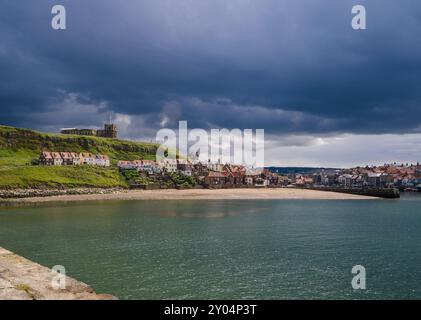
[1,0,421,167]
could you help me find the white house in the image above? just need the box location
[245,168,261,186]
[139,160,160,174]
[117,160,136,170]
[159,159,177,173]
[95,154,110,167]
[81,153,96,165]
[51,152,63,166]
[338,174,353,187]
[70,152,81,165]
[207,162,224,172]
[39,151,54,165]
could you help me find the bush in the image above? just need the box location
[168,172,197,187]
[121,169,140,180]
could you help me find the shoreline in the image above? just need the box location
[0,247,116,300]
[1,188,379,205]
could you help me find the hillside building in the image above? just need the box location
[60,123,117,139]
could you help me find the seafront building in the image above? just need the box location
[117,159,275,188]
[289,163,421,191]
[39,150,421,191]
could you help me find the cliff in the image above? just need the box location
[0,125,158,189]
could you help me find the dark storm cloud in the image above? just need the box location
[1,0,421,136]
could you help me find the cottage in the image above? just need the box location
[263,170,280,186]
[142,160,158,168]
[204,171,226,188]
[81,153,96,165]
[313,174,322,185]
[353,175,365,187]
[245,169,261,186]
[338,174,354,187]
[117,159,161,174]
[278,175,291,186]
[223,164,246,186]
[51,152,63,166]
[70,152,81,165]
[177,160,193,176]
[160,159,177,173]
[117,160,135,170]
[38,151,111,167]
[207,162,224,172]
[294,175,305,186]
[39,151,54,166]
[95,154,110,167]
[137,160,160,175]
[60,152,73,165]
[322,174,338,186]
[192,162,208,176]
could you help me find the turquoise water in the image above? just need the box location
[1,194,421,299]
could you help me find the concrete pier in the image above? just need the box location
[0,247,116,300]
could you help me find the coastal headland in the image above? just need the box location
[0,125,402,203]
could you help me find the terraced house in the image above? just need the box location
[39,152,110,167]
[81,153,96,165]
[39,151,54,166]
[51,152,63,166]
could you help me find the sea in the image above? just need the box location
[1,193,421,299]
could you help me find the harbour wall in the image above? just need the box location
[0,247,116,300]
[301,187,400,199]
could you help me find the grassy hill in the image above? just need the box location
[0,125,159,189]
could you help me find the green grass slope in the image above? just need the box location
[0,166,128,189]
[0,125,159,189]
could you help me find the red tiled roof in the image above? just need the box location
[81,153,94,158]
[207,172,226,178]
[96,154,109,160]
[41,151,52,159]
[60,152,72,159]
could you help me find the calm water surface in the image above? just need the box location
[1,194,421,299]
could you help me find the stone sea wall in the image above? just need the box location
[0,247,116,300]
[0,187,124,199]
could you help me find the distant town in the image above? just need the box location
[277,163,421,192]
[37,148,421,193]
[20,122,414,194]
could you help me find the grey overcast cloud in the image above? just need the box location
[1,0,421,167]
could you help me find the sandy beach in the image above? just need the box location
[1,188,378,204]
